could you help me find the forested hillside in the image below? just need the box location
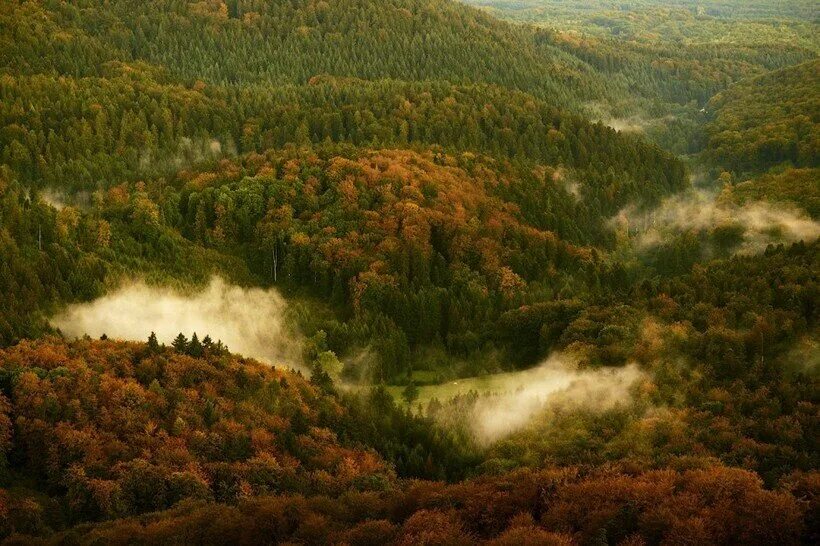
[0,337,476,534]
[707,60,819,173]
[0,169,253,346]
[0,337,813,543]
[703,59,819,228]
[731,168,820,218]
[0,73,684,192]
[0,0,687,366]
[139,146,668,378]
[0,0,818,543]
[464,0,818,153]
[2,0,608,104]
[0,139,682,377]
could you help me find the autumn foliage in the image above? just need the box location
[0,338,814,543]
[0,337,391,533]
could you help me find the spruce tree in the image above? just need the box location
[188,333,204,357]
[172,333,188,353]
[402,382,420,407]
[147,332,160,353]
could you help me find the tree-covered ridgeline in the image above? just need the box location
[707,60,820,174]
[0,337,812,543]
[463,0,819,154]
[1,0,608,104]
[0,72,685,193]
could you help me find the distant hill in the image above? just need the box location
[460,0,818,154]
[0,0,688,210]
[707,60,820,173]
[0,71,685,193]
[464,0,820,23]
[1,0,610,108]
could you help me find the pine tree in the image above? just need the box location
[188,332,204,357]
[147,331,160,353]
[310,362,334,393]
[172,332,188,353]
[402,382,420,408]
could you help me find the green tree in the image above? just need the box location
[316,351,343,380]
[147,332,160,353]
[172,333,188,353]
[188,333,203,357]
[402,382,420,407]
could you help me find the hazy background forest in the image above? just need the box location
[0,0,817,543]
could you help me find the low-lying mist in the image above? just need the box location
[604,116,650,134]
[138,136,234,174]
[52,277,302,368]
[428,354,644,444]
[40,188,68,210]
[613,189,820,254]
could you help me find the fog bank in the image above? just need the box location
[614,189,820,254]
[441,354,644,443]
[52,277,301,368]
[40,189,68,210]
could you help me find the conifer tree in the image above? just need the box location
[402,382,420,407]
[188,333,203,357]
[172,333,188,353]
[147,332,160,353]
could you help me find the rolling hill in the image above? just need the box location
[707,60,820,173]
[1,0,611,106]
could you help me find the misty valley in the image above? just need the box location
[51,278,644,447]
[0,0,818,544]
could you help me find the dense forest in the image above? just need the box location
[465,0,818,153]
[0,72,684,192]
[0,340,810,543]
[0,0,817,543]
[2,0,603,97]
[707,60,819,173]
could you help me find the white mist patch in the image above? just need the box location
[604,116,648,134]
[459,354,643,443]
[52,278,302,368]
[410,355,643,443]
[40,189,67,210]
[138,136,233,173]
[613,189,820,254]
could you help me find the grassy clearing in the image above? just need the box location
[387,367,544,408]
